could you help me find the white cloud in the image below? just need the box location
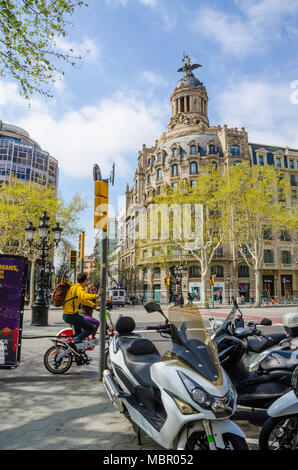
[193,0,298,57]
[142,70,167,86]
[0,80,167,179]
[215,79,298,148]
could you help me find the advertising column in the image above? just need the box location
[0,255,28,369]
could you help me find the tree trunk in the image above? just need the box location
[254,268,261,307]
[200,270,207,306]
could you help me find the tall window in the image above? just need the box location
[211,265,224,277]
[156,168,162,181]
[153,267,161,278]
[190,161,198,174]
[209,145,215,155]
[259,155,264,166]
[189,266,200,278]
[147,158,151,167]
[238,265,249,277]
[290,159,294,169]
[171,164,178,177]
[190,144,196,155]
[276,157,281,168]
[264,249,274,263]
[231,145,240,156]
[147,174,150,184]
[172,147,178,157]
[281,250,291,264]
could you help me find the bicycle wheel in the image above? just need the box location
[259,415,298,450]
[44,344,73,374]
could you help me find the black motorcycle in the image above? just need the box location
[213,301,298,409]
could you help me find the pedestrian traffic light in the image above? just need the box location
[69,250,77,269]
[94,180,109,231]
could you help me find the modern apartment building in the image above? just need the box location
[0,121,58,187]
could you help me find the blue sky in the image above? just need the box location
[1,0,298,255]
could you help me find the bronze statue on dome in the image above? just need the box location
[177,53,202,74]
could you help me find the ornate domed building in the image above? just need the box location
[120,55,298,304]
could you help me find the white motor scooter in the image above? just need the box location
[259,365,298,450]
[103,302,248,450]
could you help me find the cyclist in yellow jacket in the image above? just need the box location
[62,272,103,353]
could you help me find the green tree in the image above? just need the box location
[219,163,295,306]
[0,175,87,302]
[0,0,87,99]
[137,164,228,305]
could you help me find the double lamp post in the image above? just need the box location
[25,212,63,326]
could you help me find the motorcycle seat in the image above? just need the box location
[119,337,161,388]
[246,333,286,354]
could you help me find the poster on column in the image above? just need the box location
[213,282,225,303]
[0,255,28,369]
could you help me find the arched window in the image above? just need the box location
[190,161,198,175]
[171,164,178,177]
[190,144,196,155]
[157,152,162,162]
[211,265,224,277]
[209,145,216,155]
[156,168,162,181]
[231,145,240,156]
[189,266,200,278]
[238,265,249,277]
[172,147,178,157]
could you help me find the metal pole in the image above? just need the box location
[98,230,107,381]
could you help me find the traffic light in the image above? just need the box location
[69,250,77,269]
[79,232,85,259]
[94,180,109,231]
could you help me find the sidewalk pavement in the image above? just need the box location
[1,304,294,451]
[0,307,162,451]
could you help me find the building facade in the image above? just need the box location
[120,56,298,304]
[0,121,58,187]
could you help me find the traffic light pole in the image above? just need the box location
[98,229,107,381]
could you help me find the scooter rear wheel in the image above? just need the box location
[259,415,298,450]
[44,344,73,374]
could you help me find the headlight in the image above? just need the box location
[178,371,237,417]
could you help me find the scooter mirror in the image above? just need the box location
[260,318,272,326]
[144,302,162,313]
[144,302,169,324]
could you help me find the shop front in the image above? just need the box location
[281,275,293,297]
[238,283,250,302]
[263,275,274,297]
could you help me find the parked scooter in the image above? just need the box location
[212,301,298,409]
[259,365,298,450]
[209,306,286,372]
[103,302,248,450]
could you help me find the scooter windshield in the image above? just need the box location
[163,305,223,386]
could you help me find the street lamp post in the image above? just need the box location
[25,212,63,326]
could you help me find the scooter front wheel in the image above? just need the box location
[44,344,73,374]
[259,415,298,450]
[186,432,249,450]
